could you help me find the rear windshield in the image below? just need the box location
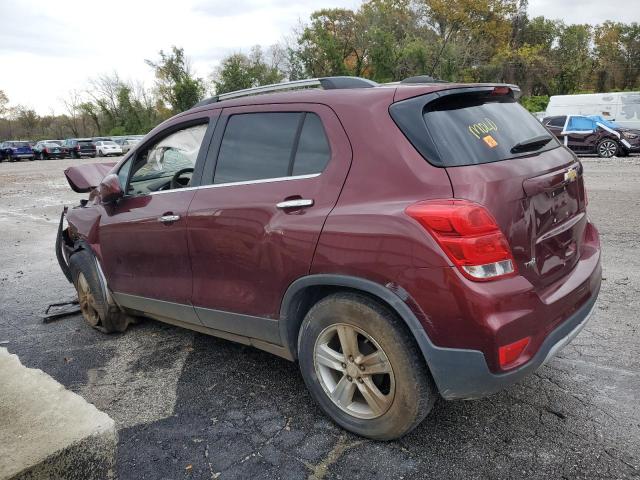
[391,89,560,167]
[10,142,30,147]
[423,93,558,167]
[78,141,94,146]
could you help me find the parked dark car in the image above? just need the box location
[0,141,35,162]
[56,77,601,440]
[62,139,97,158]
[33,140,68,160]
[543,114,640,158]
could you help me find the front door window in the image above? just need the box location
[126,123,207,195]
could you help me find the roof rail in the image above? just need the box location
[192,76,378,108]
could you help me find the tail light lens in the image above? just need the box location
[498,337,531,369]
[406,199,516,281]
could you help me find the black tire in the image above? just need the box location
[298,292,436,440]
[597,138,619,158]
[68,249,131,333]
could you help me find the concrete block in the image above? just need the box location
[0,348,117,480]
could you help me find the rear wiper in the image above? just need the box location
[510,135,553,154]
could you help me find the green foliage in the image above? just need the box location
[520,95,549,112]
[108,126,127,136]
[213,46,284,94]
[146,46,206,113]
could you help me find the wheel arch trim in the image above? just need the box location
[279,274,451,386]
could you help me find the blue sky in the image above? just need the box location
[0,0,637,114]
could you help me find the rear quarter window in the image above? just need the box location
[292,113,331,176]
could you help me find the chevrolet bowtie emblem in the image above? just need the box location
[564,167,578,183]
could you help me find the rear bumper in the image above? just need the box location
[427,280,599,399]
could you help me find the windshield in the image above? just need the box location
[104,141,117,146]
[421,93,558,167]
[588,115,619,129]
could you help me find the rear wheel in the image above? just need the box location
[298,292,436,440]
[69,249,132,333]
[597,139,618,158]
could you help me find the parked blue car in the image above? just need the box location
[0,141,35,162]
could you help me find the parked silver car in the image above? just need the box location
[113,138,139,154]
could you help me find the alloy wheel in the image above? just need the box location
[77,272,100,327]
[598,140,617,158]
[313,323,395,419]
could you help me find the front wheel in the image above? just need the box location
[69,249,132,333]
[298,292,436,440]
[597,139,619,158]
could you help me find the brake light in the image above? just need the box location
[405,199,516,281]
[492,86,511,96]
[498,337,531,369]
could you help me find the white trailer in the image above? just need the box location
[545,92,640,129]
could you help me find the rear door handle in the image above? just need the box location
[276,199,314,209]
[158,214,180,223]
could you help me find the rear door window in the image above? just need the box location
[391,90,560,167]
[214,112,300,184]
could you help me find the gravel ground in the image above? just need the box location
[0,156,639,479]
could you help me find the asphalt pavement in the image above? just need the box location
[0,156,638,479]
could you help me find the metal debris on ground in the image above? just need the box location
[43,300,80,323]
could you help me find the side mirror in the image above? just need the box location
[98,174,124,204]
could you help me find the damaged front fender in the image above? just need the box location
[56,208,74,283]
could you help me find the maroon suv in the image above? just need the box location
[56,77,601,440]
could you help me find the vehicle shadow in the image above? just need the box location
[115,320,636,480]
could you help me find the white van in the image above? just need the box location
[545,92,640,129]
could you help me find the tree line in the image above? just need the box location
[1,0,638,141]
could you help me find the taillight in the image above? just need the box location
[584,185,589,207]
[405,199,516,281]
[498,337,531,369]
